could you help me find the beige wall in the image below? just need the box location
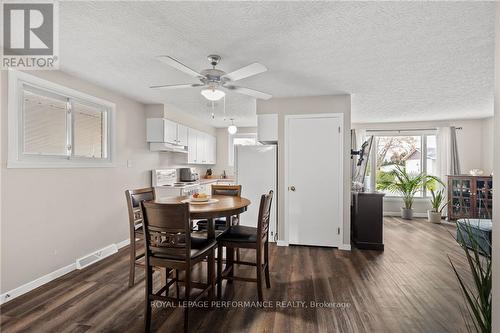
[213,127,257,178]
[0,70,214,294]
[257,95,352,246]
[492,3,499,332]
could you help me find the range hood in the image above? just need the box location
[149,142,188,153]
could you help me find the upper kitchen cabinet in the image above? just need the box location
[177,124,188,146]
[187,128,216,165]
[146,118,188,146]
[257,114,278,143]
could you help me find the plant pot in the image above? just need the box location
[400,208,414,220]
[427,210,442,224]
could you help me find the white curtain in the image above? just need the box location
[437,126,461,179]
[437,127,452,181]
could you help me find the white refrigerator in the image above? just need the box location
[235,145,277,241]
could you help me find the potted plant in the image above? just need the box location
[377,165,440,220]
[427,180,448,223]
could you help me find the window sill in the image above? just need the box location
[7,159,116,169]
[383,196,430,201]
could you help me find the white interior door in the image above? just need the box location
[286,114,343,247]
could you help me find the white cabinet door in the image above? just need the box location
[177,124,188,146]
[187,128,197,164]
[257,114,278,143]
[196,132,207,164]
[164,119,178,144]
[206,135,216,164]
[286,114,343,247]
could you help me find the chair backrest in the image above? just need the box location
[125,187,156,231]
[141,201,192,261]
[211,184,242,197]
[257,190,274,241]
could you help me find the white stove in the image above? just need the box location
[152,169,200,198]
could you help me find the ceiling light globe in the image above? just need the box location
[227,125,238,135]
[201,89,225,101]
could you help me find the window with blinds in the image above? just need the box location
[20,83,110,161]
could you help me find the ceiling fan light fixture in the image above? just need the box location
[227,119,238,135]
[201,88,225,101]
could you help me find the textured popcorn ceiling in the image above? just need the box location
[58,1,494,127]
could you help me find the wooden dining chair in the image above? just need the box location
[125,187,156,287]
[141,201,217,333]
[217,190,273,301]
[196,184,242,231]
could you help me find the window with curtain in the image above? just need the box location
[365,131,438,197]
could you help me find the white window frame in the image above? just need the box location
[7,70,116,168]
[367,129,437,198]
[228,132,258,167]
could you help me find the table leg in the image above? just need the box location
[207,218,215,240]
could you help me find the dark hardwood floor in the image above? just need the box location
[1,218,470,333]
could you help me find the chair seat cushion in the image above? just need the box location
[153,234,217,261]
[218,225,257,243]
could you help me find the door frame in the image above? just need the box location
[284,113,344,247]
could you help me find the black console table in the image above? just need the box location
[351,191,385,250]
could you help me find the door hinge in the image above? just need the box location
[337,227,340,235]
[338,126,341,133]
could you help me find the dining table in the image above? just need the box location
[154,195,251,239]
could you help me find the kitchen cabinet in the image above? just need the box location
[147,118,215,164]
[177,124,188,146]
[187,129,216,165]
[257,114,278,143]
[146,118,188,146]
[188,128,198,163]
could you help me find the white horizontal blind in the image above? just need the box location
[20,83,109,162]
[22,85,68,157]
[72,100,107,159]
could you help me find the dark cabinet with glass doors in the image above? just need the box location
[447,175,493,220]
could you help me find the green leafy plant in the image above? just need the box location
[449,222,491,333]
[377,165,441,209]
[427,180,448,213]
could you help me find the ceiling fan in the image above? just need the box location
[150,55,272,101]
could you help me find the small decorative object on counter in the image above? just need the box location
[205,168,213,178]
[222,170,227,179]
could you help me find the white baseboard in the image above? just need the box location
[384,211,428,218]
[0,262,76,305]
[338,244,351,251]
[276,240,289,247]
[0,238,129,305]
[116,238,131,249]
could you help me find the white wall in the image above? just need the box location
[492,3,499,332]
[0,70,215,296]
[353,118,494,215]
[257,95,352,248]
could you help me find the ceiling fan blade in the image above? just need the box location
[225,85,272,100]
[150,83,204,89]
[156,56,204,78]
[222,63,267,81]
